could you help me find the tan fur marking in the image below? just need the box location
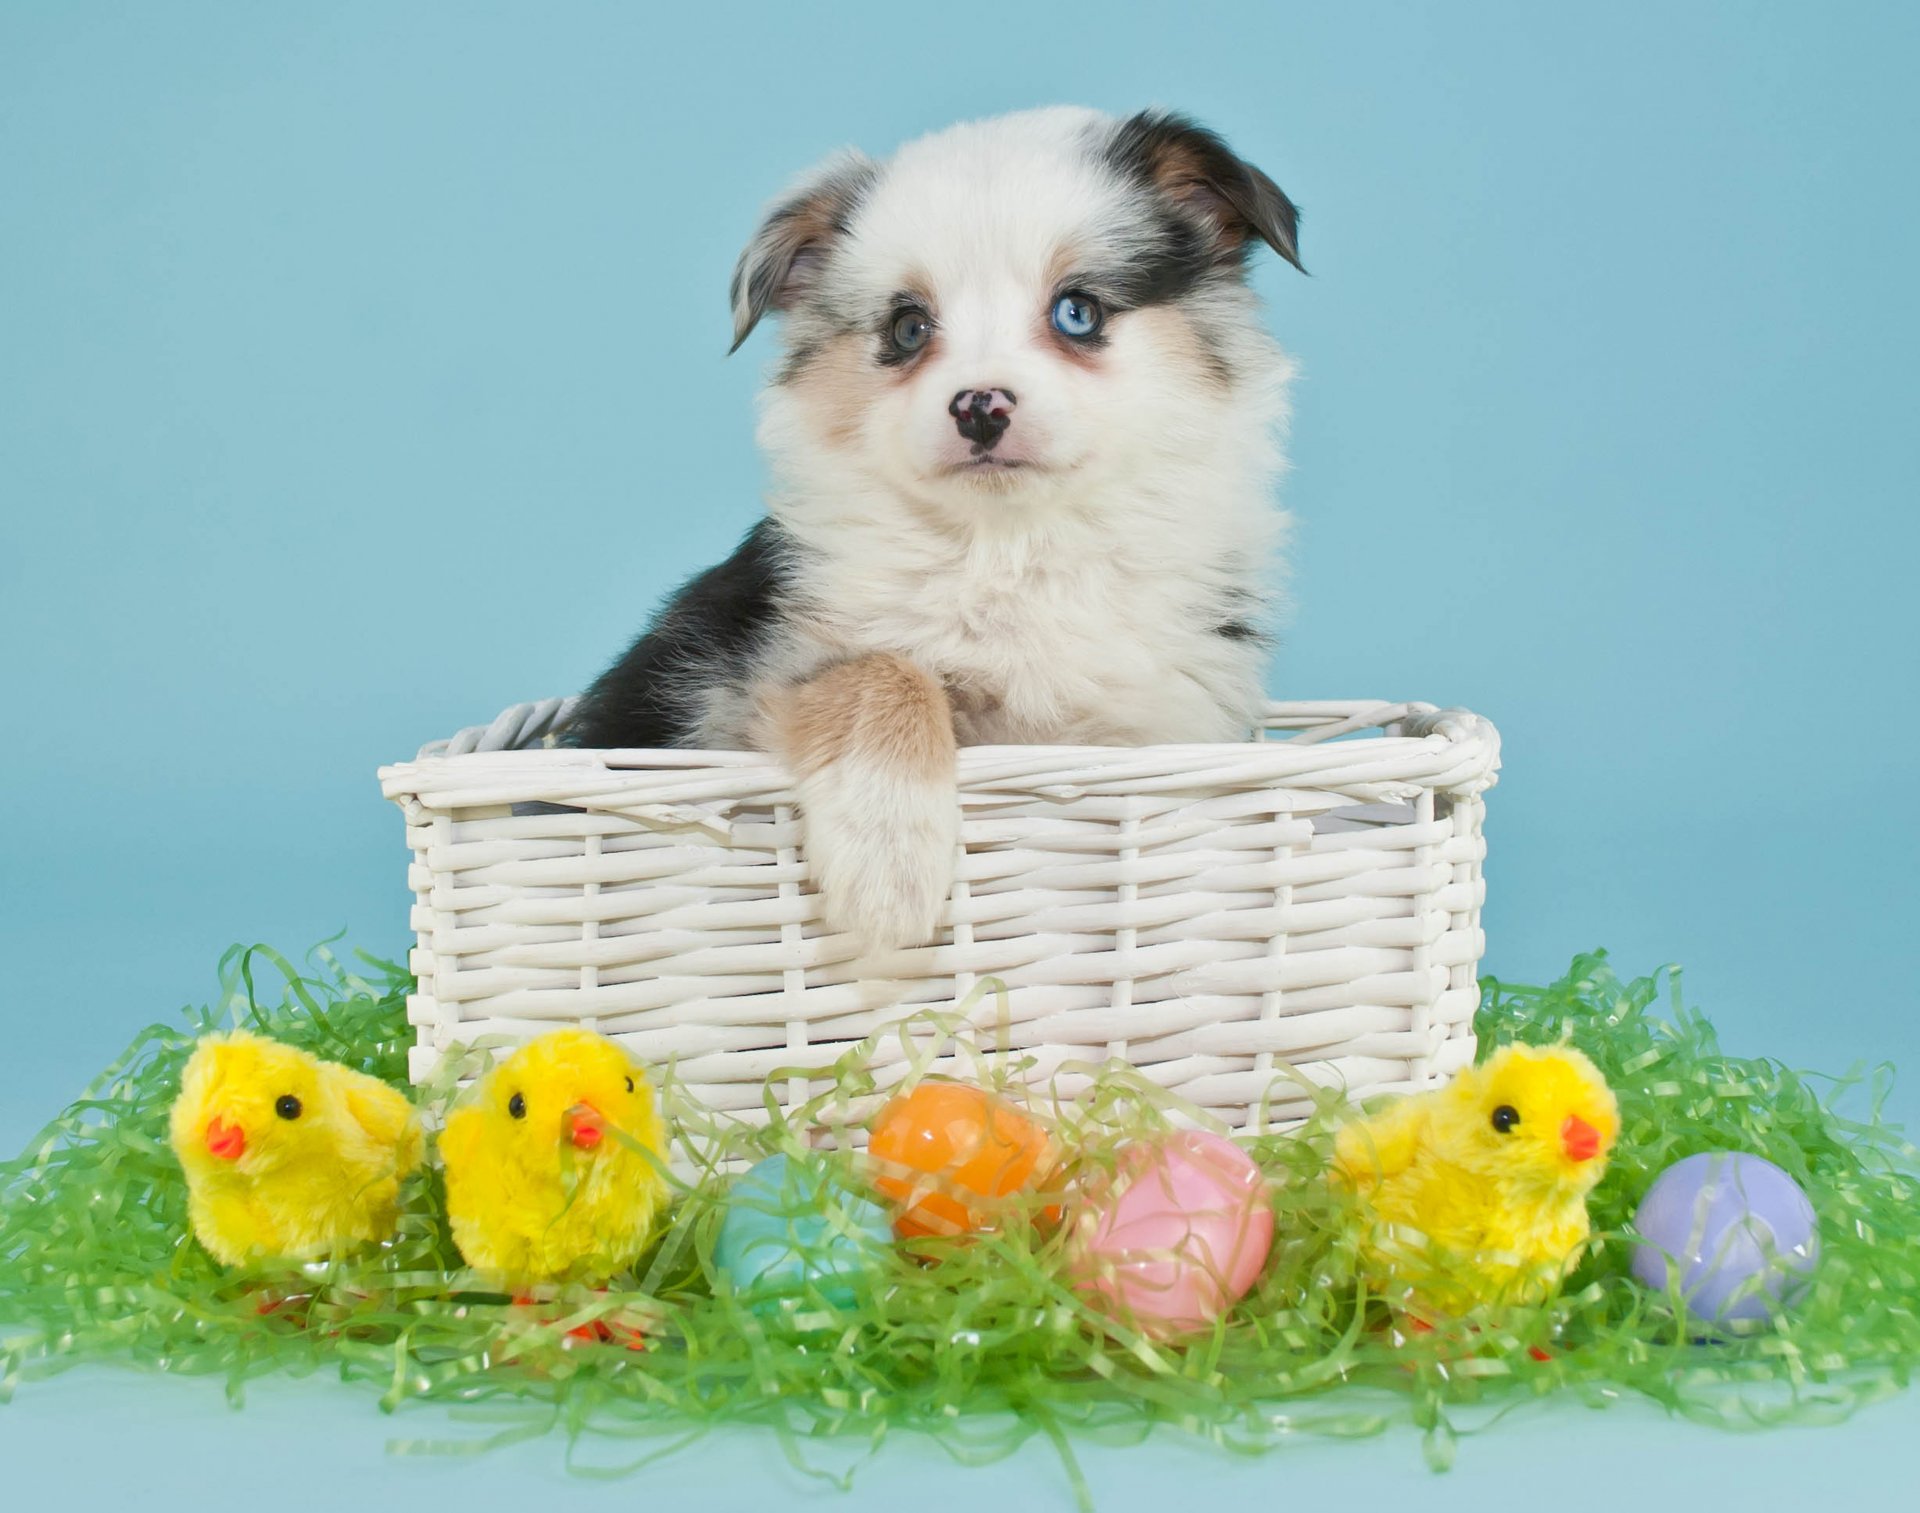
[767,654,956,782]
[1132,304,1231,388]
[1139,137,1251,254]
[787,333,881,449]
[1043,242,1084,291]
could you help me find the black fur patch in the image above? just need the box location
[562,519,796,749]
[1212,580,1271,645]
[1086,210,1217,314]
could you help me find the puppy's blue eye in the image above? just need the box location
[890,308,933,354]
[1051,292,1103,339]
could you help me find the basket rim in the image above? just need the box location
[380,697,1501,812]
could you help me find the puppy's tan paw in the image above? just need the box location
[798,760,957,955]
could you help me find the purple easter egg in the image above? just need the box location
[1629,1152,1819,1324]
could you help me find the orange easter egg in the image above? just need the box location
[867,1082,1053,1238]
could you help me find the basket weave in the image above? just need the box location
[379,699,1499,1139]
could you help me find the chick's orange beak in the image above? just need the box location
[1561,1113,1601,1163]
[567,1103,605,1151]
[204,1116,245,1162]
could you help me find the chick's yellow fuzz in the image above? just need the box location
[1332,1043,1619,1317]
[439,1028,669,1287]
[168,1030,424,1266]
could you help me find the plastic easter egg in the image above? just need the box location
[1630,1151,1819,1324]
[1069,1130,1274,1337]
[867,1082,1053,1238]
[712,1153,892,1308]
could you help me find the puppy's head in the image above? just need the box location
[733,108,1303,516]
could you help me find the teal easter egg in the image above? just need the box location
[713,1153,892,1308]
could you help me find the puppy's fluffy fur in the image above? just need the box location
[566,107,1303,952]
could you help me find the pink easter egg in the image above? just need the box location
[1069,1130,1274,1336]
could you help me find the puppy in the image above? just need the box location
[565,107,1304,954]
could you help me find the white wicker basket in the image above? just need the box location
[379,699,1499,1139]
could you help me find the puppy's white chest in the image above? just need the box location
[815,543,1256,745]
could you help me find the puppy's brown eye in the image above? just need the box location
[889,308,933,355]
[1490,1104,1520,1134]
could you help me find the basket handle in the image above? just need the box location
[1271,701,1499,795]
[417,696,578,759]
[1271,700,1443,745]
[1396,706,1496,746]
[1401,706,1502,797]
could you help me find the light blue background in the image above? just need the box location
[3,2,1916,1508]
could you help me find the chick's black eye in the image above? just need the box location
[1051,291,1103,339]
[508,1092,526,1120]
[275,1095,301,1120]
[624,1076,634,1094]
[889,307,933,355]
[1490,1104,1520,1134]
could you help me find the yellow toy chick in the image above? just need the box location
[1332,1042,1620,1316]
[439,1028,669,1287]
[169,1030,424,1266]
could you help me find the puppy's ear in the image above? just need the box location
[1109,110,1304,274]
[729,151,878,352]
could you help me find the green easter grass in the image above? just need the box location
[2,944,1918,1509]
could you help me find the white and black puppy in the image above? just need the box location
[565,106,1304,953]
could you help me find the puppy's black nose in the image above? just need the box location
[949,388,1016,451]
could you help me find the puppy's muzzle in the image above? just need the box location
[949,388,1016,452]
